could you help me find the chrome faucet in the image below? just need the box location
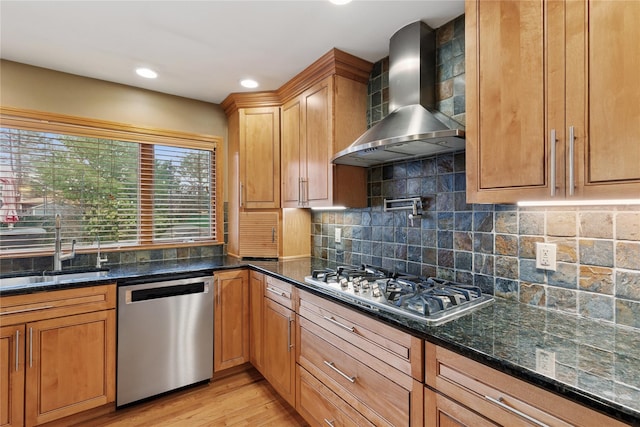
[53,214,75,271]
[95,236,107,269]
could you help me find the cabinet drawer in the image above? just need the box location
[297,365,374,427]
[265,275,294,309]
[425,387,497,427]
[426,343,628,427]
[299,320,412,427]
[298,290,422,381]
[0,284,116,325]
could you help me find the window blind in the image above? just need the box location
[0,121,218,253]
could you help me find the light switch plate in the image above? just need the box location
[335,227,341,243]
[536,242,557,271]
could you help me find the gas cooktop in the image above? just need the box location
[304,264,493,325]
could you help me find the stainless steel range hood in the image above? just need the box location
[332,21,465,168]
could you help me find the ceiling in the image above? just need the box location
[0,1,464,105]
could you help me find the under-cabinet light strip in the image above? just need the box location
[517,199,640,207]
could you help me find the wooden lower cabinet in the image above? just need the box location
[249,271,265,373]
[1,325,25,427]
[262,298,295,407]
[214,269,249,372]
[0,285,116,427]
[296,289,423,426]
[426,342,628,427]
[25,310,115,426]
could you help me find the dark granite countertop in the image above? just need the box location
[2,256,638,424]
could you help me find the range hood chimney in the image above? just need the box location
[332,21,465,167]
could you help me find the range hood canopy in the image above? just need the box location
[332,21,465,168]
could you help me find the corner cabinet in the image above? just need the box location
[465,0,640,204]
[214,269,249,372]
[0,285,116,427]
[281,75,368,209]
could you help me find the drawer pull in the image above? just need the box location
[2,305,53,316]
[322,315,355,332]
[324,360,356,383]
[324,419,335,427]
[266,286,289,299]
[485,395,549,427]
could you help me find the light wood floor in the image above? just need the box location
[74,368,307,426]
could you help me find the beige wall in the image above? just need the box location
[0,59,229,199]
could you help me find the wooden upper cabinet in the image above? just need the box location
[567,0,640,198]
[466,0,640,204]
[281,97,304,207]
[238,107,281,209]
[281,76,368,208]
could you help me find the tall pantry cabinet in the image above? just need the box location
[465,0,640,204]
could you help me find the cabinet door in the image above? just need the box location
[238,211,278,258]
[249,271,264,372]
[263,298,295,407]
[282,97,305,207]
[214,269,249,372]
[567,0,640,198]
[25,310,115,426]
[465,0,557,203]
[303,79,333,206]
[239,107,280,209]
[0,325,24,427]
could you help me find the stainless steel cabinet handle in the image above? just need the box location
[298,177,303,206]
[239,182,244,208]
[271,227,276,243]
[485,395,549,427]
[569,126,575,196]
[287,317,293,352]
[29,327,33,368]
[324,419,335,427]
[2,305,53,316]
[322,315,355,332]
[324,360,356,383]
[303,178,308,206]
[550,129,557,197]
[15,330,20,371]
[266,286,289,299]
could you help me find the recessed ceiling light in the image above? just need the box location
[240,79,259,89]
[136,68,158,79]
[329,0,352,4]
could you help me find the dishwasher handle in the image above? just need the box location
[125,281,209,304]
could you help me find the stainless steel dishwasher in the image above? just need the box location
[117,273,214,407]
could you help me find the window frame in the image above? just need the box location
[0,106,224,257]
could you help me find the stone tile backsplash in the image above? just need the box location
[313,14,640,328]
[311,152,640,328]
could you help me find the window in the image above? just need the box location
[0,108,222,254]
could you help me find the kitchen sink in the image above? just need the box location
[0,269,109,289]
[0,275,45,288]
[43,270,109,282]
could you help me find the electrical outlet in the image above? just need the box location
[536,242,557,271]
[536,349,556,377]
[335,227,341,243]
